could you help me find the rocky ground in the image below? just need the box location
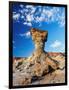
[13,52,65,86]
[12,28,65,86]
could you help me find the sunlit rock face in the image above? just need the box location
[31,28,48,56]
[31,28,48,50]
[13,28,65,86]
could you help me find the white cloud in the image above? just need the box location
[34,7,64,25]
[46,10,53,18]
[26,5,34,8]
[35,14,45,23]
[26,14,33,22]
[19,9,24,14]
[26,5,36,15]
[57,12,65,27]
[43,9,53,18]
[21,15,24,19]
[34,8,53,23]
[13,12,16,14]
[13,5,65,27]
[19,31,31,38]
[25,31,31,37]
[23,22,32,26]
[40,7,65,27]
[27,22,32,26]
[23,14,34,26]
[23,22,27,25]
[31,7,36,14]
[50,40,65,52]
[20,4,24,8]
[50,40,61,48]
[13,13,20,20]
[26,5,36,14]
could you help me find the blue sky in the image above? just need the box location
[12,3,65,57]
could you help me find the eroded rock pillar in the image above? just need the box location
[31,28,48,55]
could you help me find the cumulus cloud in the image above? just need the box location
[13,13,20,20]
[50,40,65,52]
[50,40,61,48]
[19,31,31,38]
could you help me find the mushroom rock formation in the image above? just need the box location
[28,28,49,76]
[30,28,59,76]
[31,28,48,56]
[31,28,48,50]
[13,28,65,86]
